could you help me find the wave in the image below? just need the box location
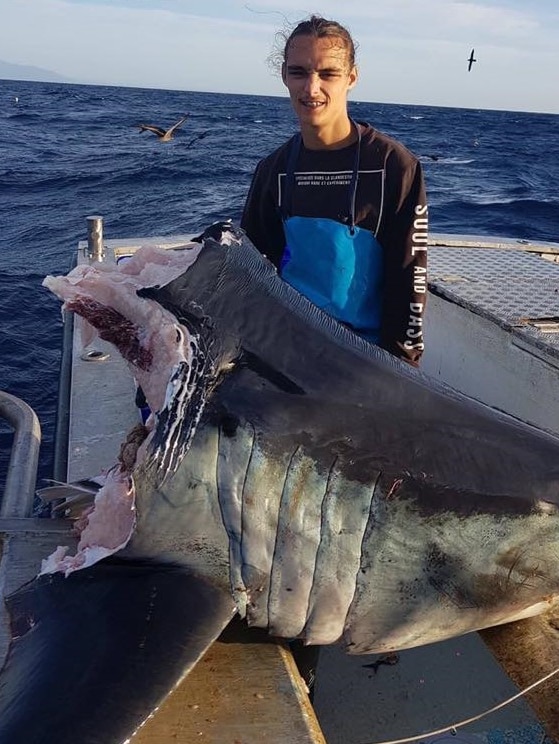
[431,198,559,243]
[420,156,475,165]
[6,112,45,121]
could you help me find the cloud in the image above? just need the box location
[0,0,557,112]
[0,1,281,92]
[245,0,548,45]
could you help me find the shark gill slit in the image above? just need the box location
[300,456,342,642]
[341,470,382,636]
[301,457,377,645]
[266,445,327,638]
[237,435,299,627]
[215,420,256,617]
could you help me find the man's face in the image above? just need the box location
[282,34,357,131]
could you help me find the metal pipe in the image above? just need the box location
[86,215,105,262]
[0,390,41,518]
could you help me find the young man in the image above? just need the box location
[241,15,428,366]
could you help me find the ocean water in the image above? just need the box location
[1,79,558,497]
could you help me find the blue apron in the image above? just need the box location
[280,124,383,343]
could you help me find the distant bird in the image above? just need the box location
[184,130,210,149]
[467,48,477,72]
[137,114,188,141]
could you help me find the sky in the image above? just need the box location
[1,0,558,114]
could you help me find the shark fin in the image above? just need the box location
[0,560,236,743]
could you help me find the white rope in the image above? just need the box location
[364,665,559,744]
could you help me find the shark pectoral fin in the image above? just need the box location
[0,560,237,744]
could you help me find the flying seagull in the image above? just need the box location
[137,114,188,141]
[467,48,477,72]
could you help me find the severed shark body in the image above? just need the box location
[1,224,559,742]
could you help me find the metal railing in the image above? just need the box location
[0,390,41,518]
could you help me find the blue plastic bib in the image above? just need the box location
[279,123,383,343]
[281,215,383,342]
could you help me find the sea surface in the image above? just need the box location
[1,79,558,498]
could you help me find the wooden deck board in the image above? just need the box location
[132,623,326,744]
[480,612,559,743]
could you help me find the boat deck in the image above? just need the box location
[429,234,559,358]
[424,235,559,436]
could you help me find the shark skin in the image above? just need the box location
[0,564,236,744]
[131,232,559,649]
[0,224,559,743]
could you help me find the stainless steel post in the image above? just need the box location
[86,215,105,261]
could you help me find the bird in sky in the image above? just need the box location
[137,114,188,141]
[467,49,477,72]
